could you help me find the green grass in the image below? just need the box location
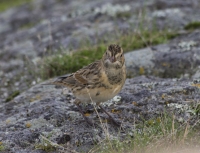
[34,134,56,152]
[5,90,20,102]
[35,143,56,152]
[0,0,31,12]
[40,30,178,79]
[184,21,200,30]
[89,114,200,153]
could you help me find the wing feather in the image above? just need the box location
[52,60,102,87]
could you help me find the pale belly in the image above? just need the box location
[74,85,122,104]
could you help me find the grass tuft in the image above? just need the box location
[35,135,56,152]
[89,114,200,153]
[184,21,200,30]
[40,30,178,79]
[35,143,56,152]
[5,90,20,102]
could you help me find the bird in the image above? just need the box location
[51,44,126,126]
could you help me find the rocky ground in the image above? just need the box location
[1,76,200,153]
[0,0,200,152]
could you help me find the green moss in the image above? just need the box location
[40,30,178,79]
[5,90,20,102]
[35,143,56,152]
[184,21,200,30]
[116,12,131,18]
[0,0,31,12]
[35,136,56,152]
[20,22,35,30]
[0,145,5,152]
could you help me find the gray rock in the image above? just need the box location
[192,66,200,79]
[125,31,200,78]
[0,76,199,152]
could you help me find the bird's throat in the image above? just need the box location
[106,68,123,85]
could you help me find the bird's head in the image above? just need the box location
[102,44,125,69]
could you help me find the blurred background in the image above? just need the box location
[0,0,200,101]
[0,1,200,153]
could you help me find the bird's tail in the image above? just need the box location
[41,74,71,86]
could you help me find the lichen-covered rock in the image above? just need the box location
[0,76,199,152]
[125,31,200,78]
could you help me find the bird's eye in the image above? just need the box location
[120,54,123,57]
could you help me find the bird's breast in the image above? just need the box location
[74,83,123,104]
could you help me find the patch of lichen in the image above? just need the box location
[35,135,57,152]
[139,67,145,75]
[5,90,20,102]
[0,143,5,152]
[0,0,31,12]
[41,30,178,79]
[184,21,200,30]
[35,143,56,152]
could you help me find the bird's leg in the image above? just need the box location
[74,99,94,126]
[99,105,120,126]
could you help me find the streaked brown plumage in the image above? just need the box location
[52,44,126,125]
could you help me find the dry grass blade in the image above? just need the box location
[182,122,189,144]
[86,88,114,150]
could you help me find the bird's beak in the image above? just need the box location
[109,56,116,63]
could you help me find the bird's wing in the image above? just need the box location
[52,60,102,87]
